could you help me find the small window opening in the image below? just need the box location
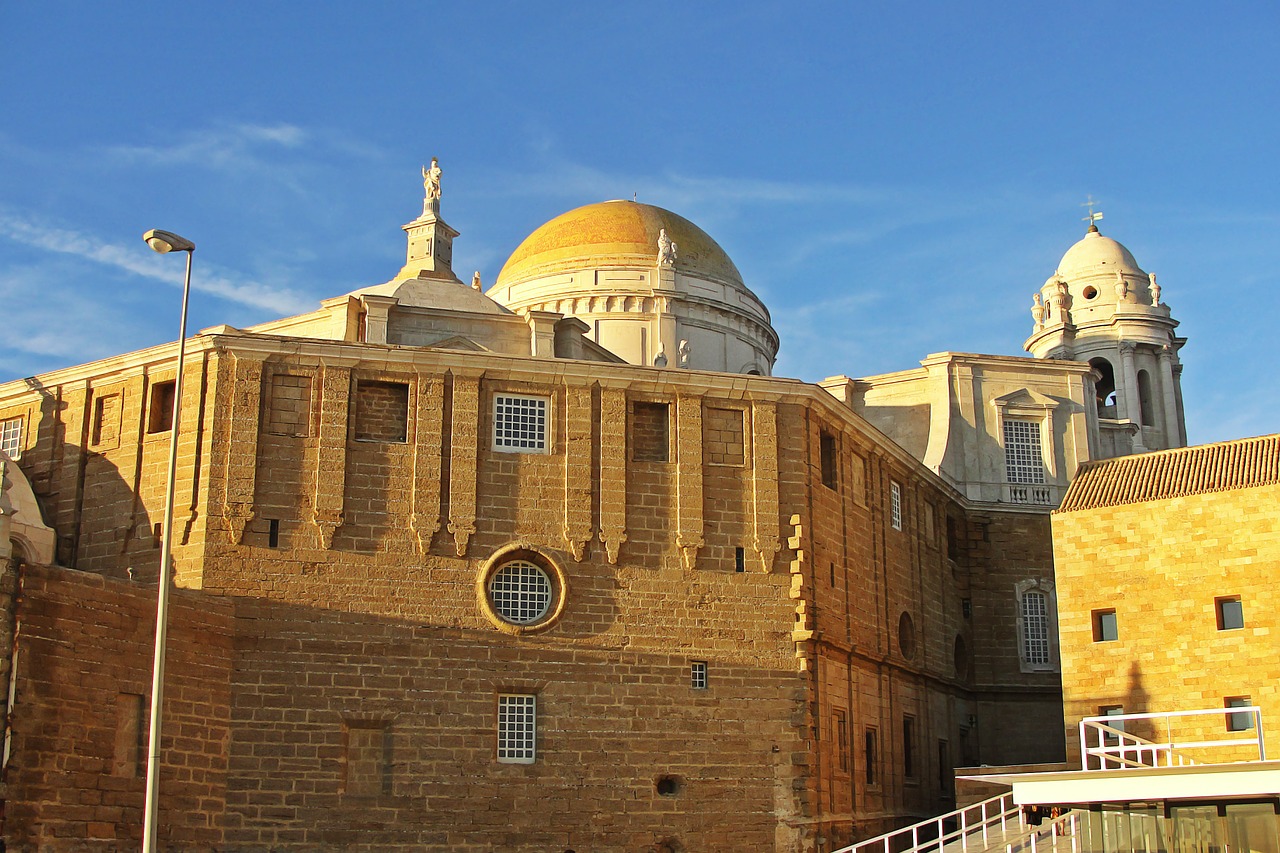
[734,547,745,573]
[903,715,916,778]
[1216,597,1244,631]
[147,380,176,434]
[1226,697,1254,732]
[1092,608,1118,642]
[819,431,838,489]
[830,562,836,585]
[898,612,916,659]
[690,661,708,690]
[835,710,849,772]
[864,727,879,786]
[268,519,280,548]
[655,775,682,797]
[1089,358,1117,419]
[961,598,972,619]
[152,523,162,549]
[890,481,903,530]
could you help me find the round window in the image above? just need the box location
[488,560,553,625]
[898,611,916,660]
[1082,286,1098,300]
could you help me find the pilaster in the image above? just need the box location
[597,385,628,564]
[221,353,265,545]
[1158,346,1183,448]
[409,375,445,554]
[750,399,781,572]
[447,372,481,558]
[674,395,704,569]
[562,383,594,560]
[311,361,351,549]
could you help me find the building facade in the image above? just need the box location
[0,179,1182,850]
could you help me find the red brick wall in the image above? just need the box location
[4,564,233,850]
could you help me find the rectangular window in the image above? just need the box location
[1217,596,1245,631]
[903,715,916,779]
[864,727,879,786]
[691,661,708,690]
[0,416,23,460]
[819,431,838,489]
[355,380,410,443]
[890,481,902,530]
[1022,591,1051,665]
[147,380,176,434]
[834,710,849,772]
[267,519,280,548]
[92,394,121,447]
[1092,608,1118,642]
[1003,419,1046,485]
[497,694,537,763]
[630,401,669,462]
[1226,697,1254,732]
[344,720,392,796]
[493,394,549,454]
[734,547,745,573]
[1100,704,1125,745]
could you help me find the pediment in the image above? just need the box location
[992,388,1058,411]
[425,335,490,353]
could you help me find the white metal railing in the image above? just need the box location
[1007,809,1082,853]
[1079,707,1266,770]
[832,793,1022,853]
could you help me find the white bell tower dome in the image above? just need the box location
[1024,222,1187,457]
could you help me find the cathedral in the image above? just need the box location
[0,166,1188,851]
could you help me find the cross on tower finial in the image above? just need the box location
[1081,195,1104,231]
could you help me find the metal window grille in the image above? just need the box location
[890,482,902,530]
[1003,419,1045,485]
[690,661,708,690]
[493,395,547,453]
[0,417,22,460]
[497,694,536,763]
[488,560,553,625]
[1021,591,1051,665]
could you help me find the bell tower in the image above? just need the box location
[1024,216,1187,458]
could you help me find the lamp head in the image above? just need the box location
[143,229,195,254]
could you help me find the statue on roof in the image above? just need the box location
[422,158,442,213]
[657,228,678,265]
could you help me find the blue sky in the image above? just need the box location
[1,3,1277,445]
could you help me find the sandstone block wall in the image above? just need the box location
[1053,482,1280,765]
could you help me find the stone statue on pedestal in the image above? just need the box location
[422,158,442,212]
[657,228,678,265]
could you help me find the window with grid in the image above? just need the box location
[488,560,553,625]
[0,417,23,460]
[1021,591,1051,665]
[890,481,902,531]
[1003,419,1045,484]
[493,394,548,453]
[497,694,536,763]
[690,661,708,690]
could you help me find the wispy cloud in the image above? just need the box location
[0,210,313,316]
[104,121,308,170]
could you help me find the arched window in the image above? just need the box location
[1015,580,1059,673]
[1089,358,1117,418]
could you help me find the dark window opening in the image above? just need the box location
[152,523,162,549]
[1089,358,1117,419]
[1217,597,1244,631]
[734,547,745,573]
[903,716,916,778]
[655,775,682,797]
[864,728,879,786]
[147,380,176,434]
[268,519,280,548]
[819,431,837,489]
[1092,608,1118,642]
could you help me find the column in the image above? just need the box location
[1158,346,1183,448]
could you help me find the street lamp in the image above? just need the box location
[140,229,195,853]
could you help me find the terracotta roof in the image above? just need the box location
[1058,434,1280,512]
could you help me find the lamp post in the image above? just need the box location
[140,229,195,853]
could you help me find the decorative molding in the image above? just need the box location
[751,400,781,572]
[675,395,704,569]
[562,384,594,560]
[409,375,445,554]
[787,513,816,672]
[311,362,350,549]
[597,386,628,564]
[447,373,481,558]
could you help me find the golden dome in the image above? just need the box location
[496,200,744,286]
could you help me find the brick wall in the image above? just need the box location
[4,563,233,850]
